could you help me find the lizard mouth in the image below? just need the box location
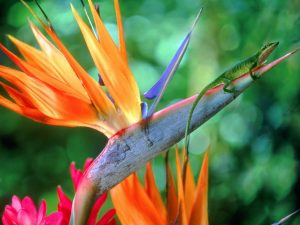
[258,41,279,65]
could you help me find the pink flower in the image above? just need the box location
[57,158,116,225]
[2,195,63,225]
[2,158,115,225]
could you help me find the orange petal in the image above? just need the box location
[144,163,167,220]
[111,174,166,225]
[0,43,89,103]
[166,154,179,225]
[7,35,59,77]
[184,160,196,222]
[20,0,49,31]
[29,21,90,98]
[0,103,99,129]
[180,146,196,221]
[0,94,52,124]
[113,0,128,63]
[86,1,141,123]
[0,67,114,135]
[88,0,138,96]
[0,66,97,122]
[0,95,23,114]
[21,0,117,122]
[47,36,117,120]
[0,81,33,107]
[175,147,188,225]
[189,152,209,225]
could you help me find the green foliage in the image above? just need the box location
[0,0,299,224]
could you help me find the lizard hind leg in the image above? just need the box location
[249,64,259,80]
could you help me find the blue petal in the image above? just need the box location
[143,33,192,100]
[107,92,114,103]
[98,73,105,86]
[141,102,148,119]
[144,7,203,117]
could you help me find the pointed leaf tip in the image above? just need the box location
[274,208,300,225]
[190,7,203,32]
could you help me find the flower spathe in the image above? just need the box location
[2,196,63,225]
[110,147,209,225]
[0,0,141,137]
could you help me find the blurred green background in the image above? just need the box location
[0,0,300,224]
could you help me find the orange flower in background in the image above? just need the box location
[0,0,141,137]
[110,147,209,225]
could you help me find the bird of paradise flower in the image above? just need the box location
[0,0,143,137]
[0,0,201,223]
[0,0,298,225]
[0,0,200,138]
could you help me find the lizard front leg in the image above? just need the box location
[222,77,238,94]
[141,103,154,147]
[142,118,154,147]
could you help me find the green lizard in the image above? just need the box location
[184,42,279,152]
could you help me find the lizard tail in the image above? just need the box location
[183,87,208,178]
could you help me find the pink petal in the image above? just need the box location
[2,207,17,225]
[83,158,93,172]
[96,209,116,225]
[2,215,15,225]
[104,221,116,225]
[57,186,72,209]
[22,197,37,223]
[2,206,17,220]
[70,159,93,191]
[37,200,47,225]
[70,162,82,191]
[57,186,72,225]
[11,195,22,211]
[87,193,107,225]
[45,212,63,225]
[17,209,33,225]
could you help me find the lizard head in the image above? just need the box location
[258,41,279,65]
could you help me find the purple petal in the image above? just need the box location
[107,92,114,103]
[144,8,203,117]
[98,73,105,86]
[143,32,191,100]
[141,102,148,119]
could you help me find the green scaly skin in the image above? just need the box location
[184,42,279,153]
